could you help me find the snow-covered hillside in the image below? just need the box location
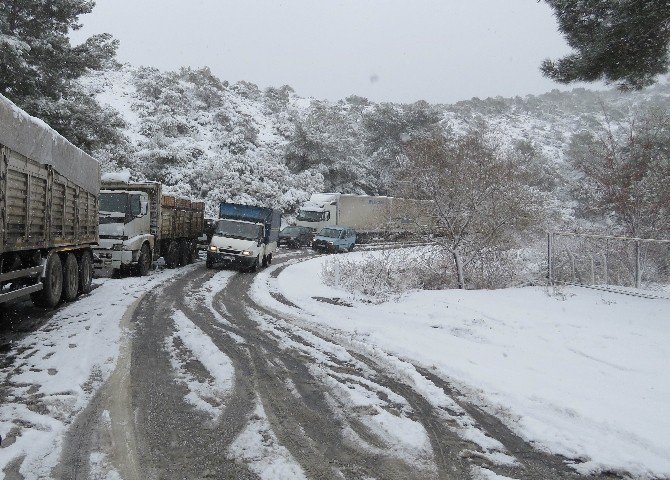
[81,65,670,215]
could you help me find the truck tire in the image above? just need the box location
[78,251,94,294]
[247,256,260,273]
[267,254,273,265]
[178,240,189,267]
[164,241,178,269]
[190,241,199,264]
[135,243,151,276]
[61,253,79,302]
[348,244,355,252]
[262,255,268,268]
[31,254,63,308]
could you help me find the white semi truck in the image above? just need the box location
[94,181,205,275]
[295,193,433,235]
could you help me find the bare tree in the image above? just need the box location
[399,126,543,289]
[567,107,670,238]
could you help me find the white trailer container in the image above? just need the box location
[296,193,433,235]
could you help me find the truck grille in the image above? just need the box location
[218,248,241,255]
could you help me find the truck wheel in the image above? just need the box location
[188,241,198,264]
[78,251,94,294]
[267,254,273,265]
[178,240,189,267]
[31,254,63,308]
[61,253,79,302]
[248,256,259,273]
[136,243,152,276]
[262,255,268,268]
[206,259,214,269]
[348,244,355,252]
[165,241,178,268]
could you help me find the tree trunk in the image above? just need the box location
[452,249,465,289]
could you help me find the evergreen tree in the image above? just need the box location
[543,1,670,90]
[0,0,122,151]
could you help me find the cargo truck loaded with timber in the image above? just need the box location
[94,180,204,276]
[0,94,99,308]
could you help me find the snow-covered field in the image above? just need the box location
[252,250,670,479]
[0,265,197,479]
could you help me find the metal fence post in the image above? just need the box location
[547,232,553,285]
[635,240,641,289]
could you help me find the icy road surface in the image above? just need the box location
[0,249,647,479]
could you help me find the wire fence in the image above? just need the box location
[548,232,670,299]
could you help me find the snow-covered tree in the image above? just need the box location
[567,107,670,237]
[543,0,670,90]
[0,0,123,150]
[401,126,544,289]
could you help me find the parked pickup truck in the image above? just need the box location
[0,94,99,307]
[94,181,205,275]
[207,203,281,272]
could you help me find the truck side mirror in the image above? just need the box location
[140,200,149,216]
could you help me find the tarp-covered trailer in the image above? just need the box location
[0,93,100,307]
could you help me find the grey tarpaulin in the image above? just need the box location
[0,93,100,195]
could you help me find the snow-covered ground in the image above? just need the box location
[0,265,197,479]
[251,250,670,479]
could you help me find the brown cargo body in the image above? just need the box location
[1,146,98,254]
[0,93,100,306]
[160,195,205,242]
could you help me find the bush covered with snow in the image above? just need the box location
[321,242,546,298]
[320,248,450,301]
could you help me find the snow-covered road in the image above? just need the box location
[0,249,663,479]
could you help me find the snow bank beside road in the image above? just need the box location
[252,251,670,478]
[0,266,196,479]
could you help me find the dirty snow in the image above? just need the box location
[166,309,235,421]
[0,265,197,479]
[228,399,308,480]
[251,251,670,478]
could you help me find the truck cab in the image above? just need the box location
[295,193,340,232]
[95,190,153,271]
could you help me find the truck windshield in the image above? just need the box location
[100,193,128,214]
[297,210,325,222]
[215,220,262,240]
[281,226,301,235]
[319,228,341,238]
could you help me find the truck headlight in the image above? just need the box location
[241,250,253,256]
[209,245,218,252]
[112,244,124,251]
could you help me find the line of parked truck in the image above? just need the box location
[0,94,432,309]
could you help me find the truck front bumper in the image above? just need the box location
[93,248,134,270]
[207,252,256,269]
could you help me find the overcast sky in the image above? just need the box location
[71,0,600,104]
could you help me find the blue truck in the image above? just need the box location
[206,203,281,272]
